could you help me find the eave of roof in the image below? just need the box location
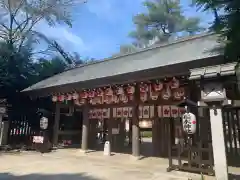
[23,33,223,93]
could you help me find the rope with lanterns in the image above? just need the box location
[51,77,185,105]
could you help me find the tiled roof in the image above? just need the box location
[23,33,222,92]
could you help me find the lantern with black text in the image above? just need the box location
[170,77,180,89]
[66,94,72,101]
[173,87,185,100]
[72,93,79,100]
[88,90,96,98]
[153,82,163,91]
[105,87,113,96]
[116,87,124,95]
[80,91,88,99]
[182,112,197,134]
[126,85,135,100]
[139,83,148,102]
[161,86,171,100]
[150,84,160,100]
[119,94,128,103]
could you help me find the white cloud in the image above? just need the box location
[35,21,88,54]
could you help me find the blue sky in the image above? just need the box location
[38,0,214,60]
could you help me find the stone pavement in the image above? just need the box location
[0,149,238,180]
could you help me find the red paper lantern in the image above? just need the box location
[66,94,72,101]
[173,87,185,100]
[140,92,148,102]
[116,87,124,95]
[113,95,119,104]
[153,83,163,91]
[72,93,79,100]
[80,91,88,99]
[170,77,180,89]
[126,86,135,94]
[161,86,171,100]
[119,94,128,103]
[88,90,96,98]
[97,89,104,97]
[139,83,148,93]
[58,95,65,102]
[105,87,113,96]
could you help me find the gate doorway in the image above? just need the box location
[57,105,83,147]
[168,107,214,175]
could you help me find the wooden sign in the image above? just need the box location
[116,108,122,118]
[122,107,129,118]
[143,106,150,119]
[171,106,179,118]
[162,105,171,117]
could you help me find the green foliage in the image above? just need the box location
[130,0,204,47]
[116,0,204,55]
[192,0,240,61]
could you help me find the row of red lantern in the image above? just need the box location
[52,85,135,103]
[51,77,183,103]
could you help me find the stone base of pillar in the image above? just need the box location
[130,155,142,161]
[78,149,88,154]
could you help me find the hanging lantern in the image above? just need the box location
[126,85,135,95]
[150,84,159,100]
[170,77,180,89]
[139,83,148,93]
[66,94,72,101]
[173,87,185,100]
[153,82,163,91]
[119,94,128,103]
[140,92,148,102]
[113,95,119,104]
[80,91,88,99]
[52,95,57,102]
[97,88,104,97]
[72,92,79,100]
[106,96,113,104]
[88,90,96,98]
[105,87,113,96]
[58,94,65,102]
[116,87,124,95]
[162,86,171,100]
[182,112,197,134]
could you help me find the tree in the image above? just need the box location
[130,0,204,48]
[0,0,82,54]
[192,0,240,61]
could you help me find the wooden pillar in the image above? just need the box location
[132,104,140,157]
[53,103,60,145]
[81,105,89,152]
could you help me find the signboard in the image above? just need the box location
[182,112,197,134]
[33,136,44,143]
[40,117,48,130]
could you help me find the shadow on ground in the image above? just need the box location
[229,173,240,180]
[0,173,101,180]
